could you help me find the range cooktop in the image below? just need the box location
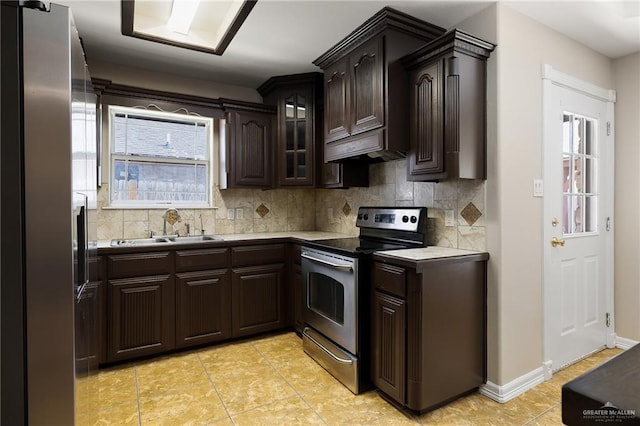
[303,237,414,256]
[303,207,429,257]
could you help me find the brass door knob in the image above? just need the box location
[551,237,566,247]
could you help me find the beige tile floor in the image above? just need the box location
[76,332,623,425]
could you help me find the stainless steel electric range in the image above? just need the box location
[301,206,428,394]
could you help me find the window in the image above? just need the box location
[562,112,598,235]
[109,106,213,207]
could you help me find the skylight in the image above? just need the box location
[121,0,256,55]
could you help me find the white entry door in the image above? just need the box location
[542,66,615,372]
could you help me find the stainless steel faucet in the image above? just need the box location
[162,208,181,236]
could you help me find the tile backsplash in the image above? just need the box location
[314,160,486,251]
[96,159,485,251]
[96,185,315,241]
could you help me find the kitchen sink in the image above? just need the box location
[110,235,221,247]
[170,235,222,243]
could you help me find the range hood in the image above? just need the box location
[312,7,446,164]
[322,126,408,163]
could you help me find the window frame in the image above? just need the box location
[108,105,214,208]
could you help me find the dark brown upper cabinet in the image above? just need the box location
[349,37,384,136]
[313,7,445,162]
[402,30,495,181]
[222,101,276,188]
[324,61,350,143]
[258,73,369,188]
[258,73,322,187]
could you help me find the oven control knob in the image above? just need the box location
[410,216,417,223]
[402,215,409,223]
[363,214,369,220]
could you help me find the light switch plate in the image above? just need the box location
[235,207,244,220]
[533,179,544,197]
[227,209,235,220]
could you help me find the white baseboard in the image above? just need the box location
[480,338,637,404]
[479,366,545,403]
[615,336,639,350]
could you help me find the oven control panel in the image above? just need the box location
[355,207,426,232]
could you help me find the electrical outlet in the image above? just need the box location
[327,207,337,224]
[445,210,455,227]
[227,209,235,220]
[235,207,244,220]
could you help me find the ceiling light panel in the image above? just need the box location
[121,0,257,55]
[168,0,201,35]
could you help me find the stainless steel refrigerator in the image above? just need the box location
[1,1,98,424]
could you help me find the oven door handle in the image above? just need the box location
[303,328,354,365]
[301,253,353,271]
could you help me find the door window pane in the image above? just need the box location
[562,112,598,235]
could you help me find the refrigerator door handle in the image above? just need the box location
[75,192,89,302]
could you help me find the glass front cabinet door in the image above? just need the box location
[279,88,314,186]
[257,73,322,188]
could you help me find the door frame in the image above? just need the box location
[541,64,616,378]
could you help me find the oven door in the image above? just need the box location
[301,247,358,354]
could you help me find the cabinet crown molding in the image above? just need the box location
[312,7,445,69]
[257,72,323,98]
[401,29,496,69]
[91,78,276,116]
[219,98,276,114]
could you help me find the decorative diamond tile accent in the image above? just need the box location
[460,202,482,226]
[256,203,270,218]
[342,202,351,216]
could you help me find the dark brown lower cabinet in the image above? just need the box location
[372,290,406,404]
[101,243,289,364]
[371,254,488,413]
[107,275,175,363]
[175,269,231,349]
[232,263,285,337]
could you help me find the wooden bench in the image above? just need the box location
[562,344,640,425]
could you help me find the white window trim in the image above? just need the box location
[108,105,215,209]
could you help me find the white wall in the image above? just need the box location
[454,2,500,384]
[459,3,615,386]
[613,52,640,342]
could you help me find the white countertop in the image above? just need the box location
[97,231,351,249]
[375,246,487,261]
[216,231,351,242]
